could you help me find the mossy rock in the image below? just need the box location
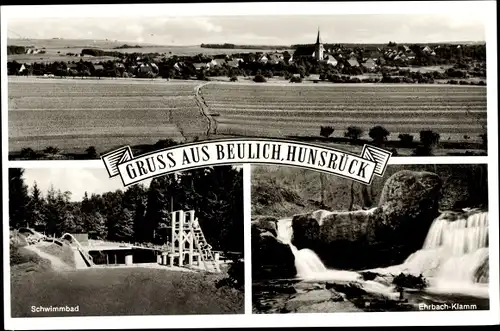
[290,170,442,269]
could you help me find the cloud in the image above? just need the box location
[23,168,136,202]
[7,14,485,45]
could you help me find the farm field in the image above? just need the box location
[8,77,207,154]
[8,38,291,63]
[200,83,487,155]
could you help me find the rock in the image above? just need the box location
[360,271,379,281]
[294,282,325,293]
[294,301,362,313]
[251,216,279,237]
[474,254,489,283]
[284,289,333,311]
[329,291,345,302]
[289,170,442,269]
[251,221,296,280]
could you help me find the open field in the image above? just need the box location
[8,77,487,157]
[200,83,487,151]
[8,77,206,154]
[8,38,291,63]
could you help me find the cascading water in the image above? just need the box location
[398,211,489,297]
[276,218,359,282]
[278,210,489,298]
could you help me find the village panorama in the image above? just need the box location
[7,29,487,160]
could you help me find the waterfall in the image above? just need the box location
[403,211,489,282]
[276,218,359,282]
[277,210,489,298]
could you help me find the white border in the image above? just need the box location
[2,1,499,329]
[0,1,494,18]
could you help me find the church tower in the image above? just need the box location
[314,28,325,61]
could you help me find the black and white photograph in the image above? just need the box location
[6,9,488,160]
[2,1,498,329]
[251,164,489,313]
[8,165,244,317]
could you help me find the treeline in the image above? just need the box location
[113,44,143,49]
[81,48,124,57]
[7,45,27,55]
[9,166,243,253]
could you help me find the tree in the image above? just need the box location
[414,130,440,156]
[480,133,487,151]
[85,146,99,159]
[320,126,334,138]
[27,182,46,231]
[20,148,37,160]
[344,126,364,142]
[9,168,29,229]
[369,125,390,145]
[392,273,428,300]
[144,175,180,243]
[253,74,267,83]
[43,146,60,155]
[398,134,414,148]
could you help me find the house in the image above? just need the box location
[192,62,209,71]
[139,63,153,73]
[268,53,283,64]
[323,54,338,66]
[19,64,26,72]
[258,55,268,64]
[226,59,241,68]
[362,58,377,70]
[94,64,104,71]
[347,57,360,67]
[293,45,316,59]
[66,63,78,71]
[214,54,229,60]
[173,62,183,71]
[422,46,433,54]
[212,59,227,67]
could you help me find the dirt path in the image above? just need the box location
[25,245,73,272]
[194,82,215,137]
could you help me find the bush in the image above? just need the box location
[229,75,238,82]
[253,74,267,83]
[290,76,302,83]
[344,126,363,141]
[420,130,440,147]
[20,148,37,159]
[369,125,390,144]
[398,134,414,147]
[43,146,60,155]
[320,126,334,138]
[216,259,244,291]
[392,272,428,290]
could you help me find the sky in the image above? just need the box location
[7,14,485,46]
[22,166,242,202]
[23,168,151,202]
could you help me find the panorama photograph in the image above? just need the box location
[6,12,487,160]
[8,166,244,317]
[251,164,489,313]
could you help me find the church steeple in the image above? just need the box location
[314,27,324,61]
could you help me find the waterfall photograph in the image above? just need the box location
[251,164,489,313]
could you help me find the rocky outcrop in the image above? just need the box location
[291,170,442,270]
[251,217,295,280]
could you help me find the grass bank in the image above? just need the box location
[37,242,76,268]
[11,267,244,316]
